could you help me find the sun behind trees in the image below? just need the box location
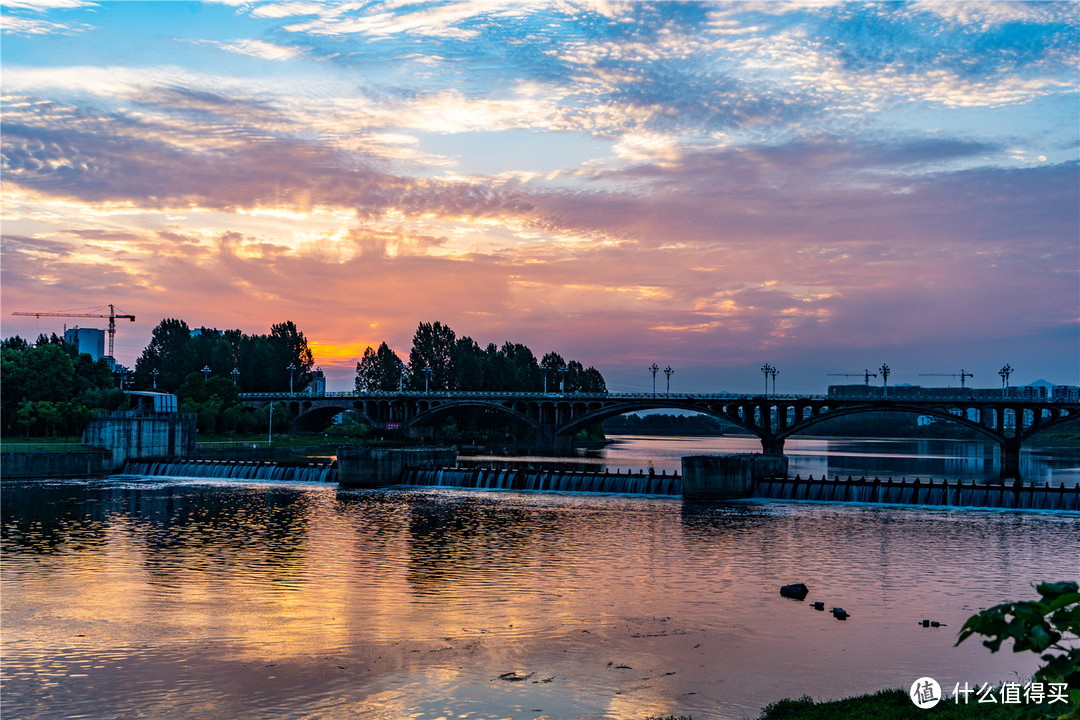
[356,321,607,393]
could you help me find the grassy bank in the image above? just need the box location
[646,687,1038,719]
[755,688,1031,719]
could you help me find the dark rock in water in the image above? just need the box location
[931,621,942,628]
[832,607,849,620]
[498,671,533,682]
[811,601,825,611]
[780,583,809,600]
[921,619,930,627]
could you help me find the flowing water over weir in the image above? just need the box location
[123,459,337,484]
[754,475,1080,511]
[402,466,682,495]
[120,461,1080,510]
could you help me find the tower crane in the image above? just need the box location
[12,304,135,359]
[919,370,974,388]
[828,370,878,386]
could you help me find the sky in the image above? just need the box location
[1,0,1077,395]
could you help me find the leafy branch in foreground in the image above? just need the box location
[956,581,1080,717]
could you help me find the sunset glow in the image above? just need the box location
[2,1,1077,393]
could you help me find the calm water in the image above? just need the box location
[462,435,1080,486]
[2,437,1079,720]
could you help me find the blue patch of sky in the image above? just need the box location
[811,4,1073,79]
[415,129,611,177]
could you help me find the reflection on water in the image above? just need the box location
[525,435,1080,485]
[3,476,1078,720]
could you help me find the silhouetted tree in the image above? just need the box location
[356,342,405,391]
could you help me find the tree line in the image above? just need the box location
[2,334,124,437]
[357,321,606,393]
[2,318,607,439]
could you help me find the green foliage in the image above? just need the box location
[956,581,1080,715]
[356,342,405,391]
[757,688,1026,719]
[1,337,120,437]
[132,318,316,393]
[366,320,606,394]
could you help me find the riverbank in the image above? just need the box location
[753,688,1029,719]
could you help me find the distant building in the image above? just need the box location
[124,391,179,414]
[306,367,326,396]
[64,326,105,360]
[1053,385,1080,402]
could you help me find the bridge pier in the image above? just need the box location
[536,426,573,455]
[760,435,785,456]
[1000,440,1022,480]
[682,454,789,500]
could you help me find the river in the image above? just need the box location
[2,436,1078,720]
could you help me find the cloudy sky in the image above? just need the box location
[2,0,1077,394]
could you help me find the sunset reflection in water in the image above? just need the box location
[3,478,1077,719]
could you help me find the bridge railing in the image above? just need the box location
[238,391,831,401]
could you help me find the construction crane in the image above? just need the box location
[919,370,974,388]
[828,370,878,386]
[12,304,135,359]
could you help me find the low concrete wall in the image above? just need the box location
[1,450,114,479]
[83,412,197,468]
[337,446,457,488]
[682,453,789,500]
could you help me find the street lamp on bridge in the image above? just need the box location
[151,368,159,389]
[422,366,432,393]
[231,367,240,387]
[664,366,673,395]
[202,365,211,381]
[769,365,779,396]
[541,362,551,394]
[760,363,774,397]
[650,363,659,396]
[879,363,891,399]
[999,364,1014,399]
[287,363,296,394]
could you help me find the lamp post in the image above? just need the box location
[268,401,273,447]
[769,366,779,396]
[231,367,240,387]
[999,364,1013,399]
[287,363,296,394]
[541,363,551,394]
[559,366,568,393]
[664,366,673,395]
[761,363,773,397]
[879,363,891,399]
[151,368,159,389]
[422,366,432,393]
[201,365,211,381]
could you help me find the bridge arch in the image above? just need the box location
[774,403,1007,446]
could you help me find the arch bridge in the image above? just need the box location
[240,391,1079,479]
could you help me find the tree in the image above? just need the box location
[956,581,1080,716]
[355,342,405,391]
[269,321,314,392]
[134,318,193,391]
[408,321,456,390]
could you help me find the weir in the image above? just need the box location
[754,475,1080,512]
[123,459,336,483]
[402,467,681,495]
[116,460,1080,511]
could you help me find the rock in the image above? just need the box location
[780,583,810,600]
[811,601,825,611]
[832,607,849,620]
[498,671,533,682]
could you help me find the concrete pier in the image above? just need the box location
[82,412,197,469]
[337,446,457,488]
[682,453,789,500]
